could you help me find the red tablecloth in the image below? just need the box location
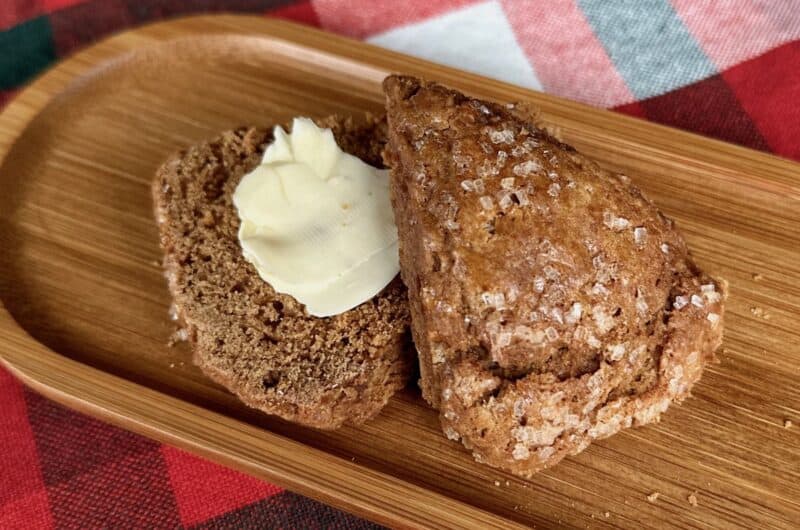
[2,1,799,528]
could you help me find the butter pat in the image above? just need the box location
[233,118,399,317]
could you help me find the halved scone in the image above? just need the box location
[153,115,411,430]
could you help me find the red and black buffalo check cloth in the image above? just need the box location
[2,1,799,528]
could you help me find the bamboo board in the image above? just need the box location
[1,15,798,529]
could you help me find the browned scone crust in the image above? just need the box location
[383,75,725,476]
[153,115,412,430]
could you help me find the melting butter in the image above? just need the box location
[233,118,399,317]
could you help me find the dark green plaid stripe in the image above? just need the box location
[0,16,55,90]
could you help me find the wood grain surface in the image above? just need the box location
[1,15,799,529]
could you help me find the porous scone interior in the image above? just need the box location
[153,116,411,430]
[384,76,725,475]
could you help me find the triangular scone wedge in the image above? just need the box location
[383,75,725,476]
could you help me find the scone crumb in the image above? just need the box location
[512,443,531,460]
[494,480,501,486]
[785,419,793,429]
[168,328,189,347]
[604,511,610,518]
[750,306,770,319]
[688,492,699,507]
[752,273,763,281]
[647,492,660,503]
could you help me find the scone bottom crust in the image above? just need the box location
[383,75,725,476]
[153,115,412,430]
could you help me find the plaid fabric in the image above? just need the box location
[1,1,799,528]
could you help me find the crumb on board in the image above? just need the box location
[169,363,175,368]
[494,480,501,487]
[168,327,189,347]
[604,512,610,518]
[688,492,699,507]
[647,492,660,503]
[785,419,794,429]
[750,306,770,319]
[752,273,763,281]
[505,480,510,486]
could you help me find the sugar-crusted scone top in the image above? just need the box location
[383,75,725,476]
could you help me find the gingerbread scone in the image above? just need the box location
[154,116,412,430]
[383,75,725,476]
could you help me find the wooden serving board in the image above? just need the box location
[1,15,798,529]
